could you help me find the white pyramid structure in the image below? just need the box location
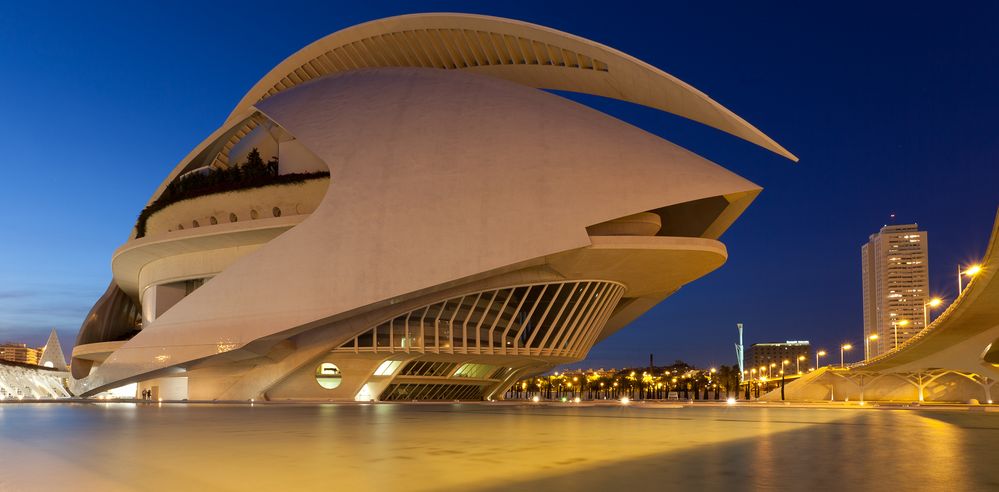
[38,328,68,371]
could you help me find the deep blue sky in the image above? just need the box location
[1,2,996,368]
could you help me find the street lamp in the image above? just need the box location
[958,264,982,292]
[923,297,943,327]
[891,319,910,350]
[796,355,805,374]
[840,343,852,367]
[816,350,826,369]
[769,362,776,378]
[865,334,879,360]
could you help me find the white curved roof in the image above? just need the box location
[228,13,797,161]
[75,68,761,395]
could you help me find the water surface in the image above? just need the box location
[1,402,996,491]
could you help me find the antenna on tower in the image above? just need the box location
[735,323,745,381]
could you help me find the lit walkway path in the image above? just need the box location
[1,403,997,491]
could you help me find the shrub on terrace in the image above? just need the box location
[134,148,329,238]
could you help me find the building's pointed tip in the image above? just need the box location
[39,328,68,371]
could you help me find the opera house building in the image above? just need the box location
[70,14,794,401]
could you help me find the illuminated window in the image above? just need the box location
[374,360,402,376]
[453,363,497,379]
[315,363,342,389]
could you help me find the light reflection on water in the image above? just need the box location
[0,403,996,491]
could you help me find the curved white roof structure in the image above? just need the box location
[224,13,797,162]
[70,14,795,402]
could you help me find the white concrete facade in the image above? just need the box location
[70,14,793,401]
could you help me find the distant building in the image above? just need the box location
[746,341,811,376]
[861,224,929,358]
[0,344,42,366]
[38,329,69,370]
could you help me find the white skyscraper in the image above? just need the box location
[861,224,929,358]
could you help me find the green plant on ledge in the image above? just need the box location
[134,148,329,238]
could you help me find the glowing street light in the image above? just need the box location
[865,334,879,360]
[923,297,943,327]
[958,264,982,292]
[816,350,826,369]
[796,355,805,374]
[840,343,852,367]
[892,319,910,350]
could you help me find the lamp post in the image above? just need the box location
[840,343,852,367]
[816,350,826,369]
[865,334,878,360]
[769,362,776,378]
[891,319,910,350]
[958,264,982,293]
[923,297,943,327]
[797,355,805,374]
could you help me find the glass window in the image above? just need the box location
[315,363,342,389]
[374,360,402,376]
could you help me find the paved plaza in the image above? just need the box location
[1,402,996,491]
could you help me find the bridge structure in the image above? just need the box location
[768,208,999,404]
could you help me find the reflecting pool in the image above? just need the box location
[1,402,997,491]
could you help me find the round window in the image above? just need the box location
[229,213,238,223]
[209,216,218,225]
[192,220,200,228]
[315,363,342,390]
[250,209,259,220]
[272,207,282,218]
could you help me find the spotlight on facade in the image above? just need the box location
[726,397,736,405]
[573,397,581,403]
[620,397,630,405]
[531,395,540,403]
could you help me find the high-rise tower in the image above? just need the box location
[861,224,929,358]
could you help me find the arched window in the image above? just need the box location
[272,207,282,218]
[209,216,218,225]
[250,209,259,220]
[177,224,184,230]
[229,213,238,223]
[192,220,200,228]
